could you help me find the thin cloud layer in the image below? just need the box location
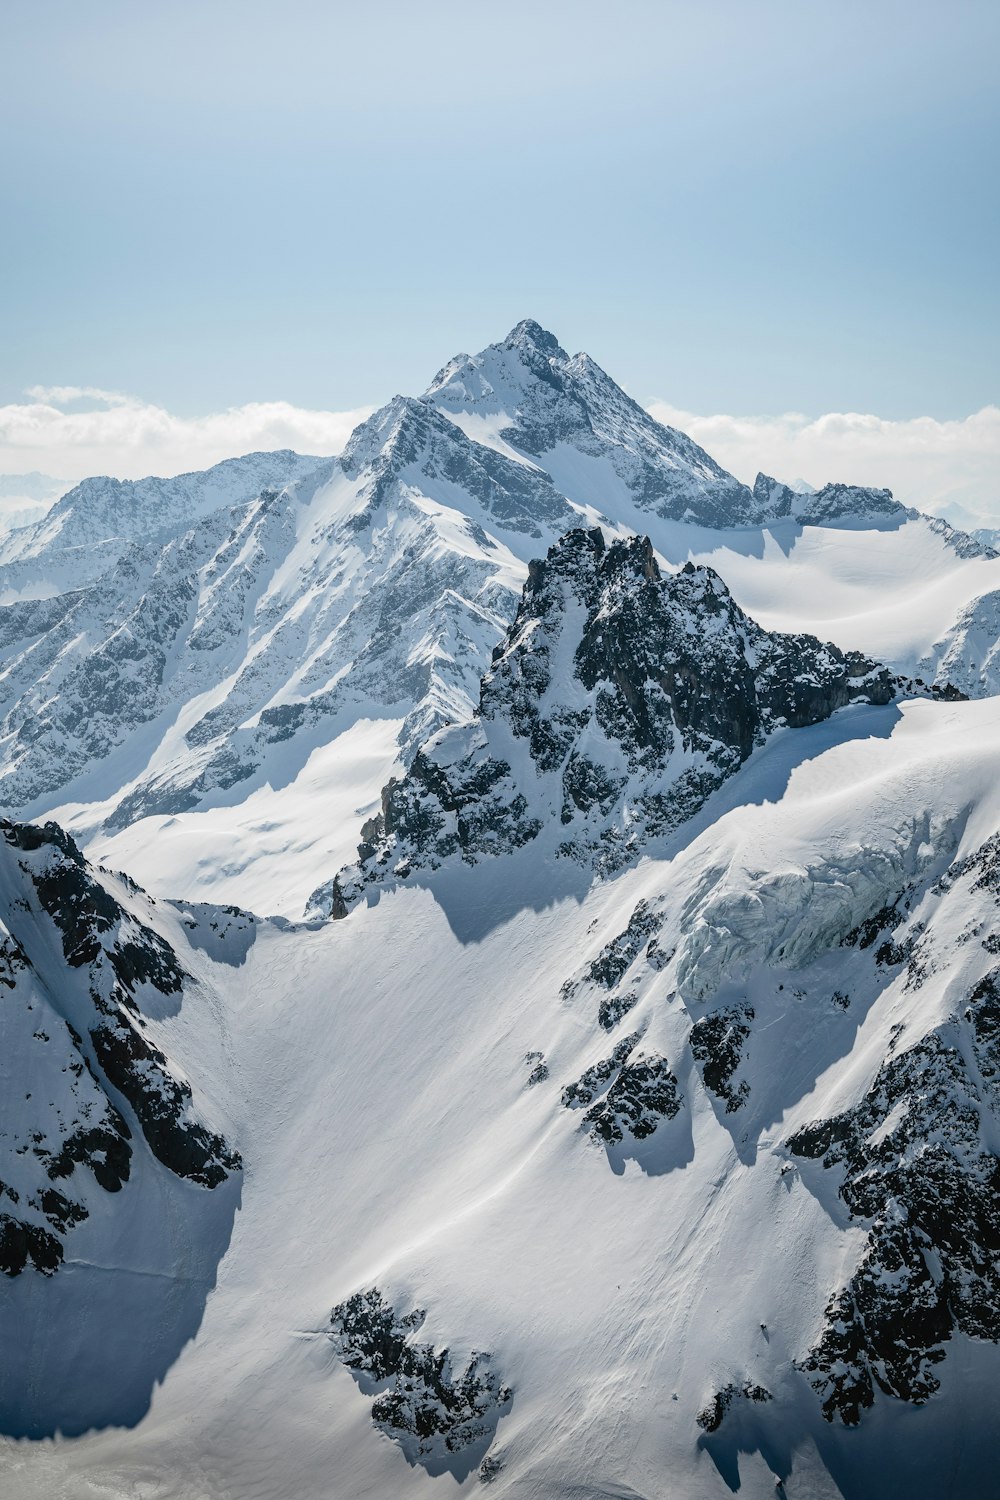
[648,401,1000,528]
[0,386,375,492]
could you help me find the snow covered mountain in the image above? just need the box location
[7,680,1000,1498]
[4,320,1000,1500]
[318,526,920,916]
[1,320,998,918]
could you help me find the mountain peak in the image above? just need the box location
[504,318,568,360]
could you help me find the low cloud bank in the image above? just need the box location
[0,383,997,531]
[648,401,1000,529]
[0,386,374,513]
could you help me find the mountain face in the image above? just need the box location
[426,320,907,530]
[5,320,1000,1499]
[0,819,241,1279]
[749,472,901,526]
[0,320,995,925]
[425,318,760,526]
[320,526,910,914]
[0,450,322,604]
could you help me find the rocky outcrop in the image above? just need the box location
[579,900,665,990]
[562,1032,682,1147]
[0,819,241,1275]
[697,1380,773,1433]
[689,1005,754,1113]
[330,1288,511,1466]
[558,898,672,1033]
[0,927,132,1277]
[561,1034,644,1110]
[750,473,901,526]
[579,1052,682,1145]
[341,391,576,541]
[322,527,901,912]
[788,968,1000,1425]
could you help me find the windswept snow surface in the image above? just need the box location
[6,697,1000,1499]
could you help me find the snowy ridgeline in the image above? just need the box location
[0,819,245,1279]
[0,318,995,924]
[2,319,1000,1499]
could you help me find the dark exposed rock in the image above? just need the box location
[343,393,576,541]
[8,818,239,1189]
[581,1053,681,1144]
[922,513,999,560]
[0,817,241,1277]
[586,901,663,989]
[370,1352,510,1457]
[788,976,1000,1424]
[0,1213,63,1277]
[561,1033,681,1145]
[697,1380,773,1433]
[690,1005,754,1113]
[843,903,904,952]
[524,1052,549,1086]
[330,1287,511,1462]
[562,1034,642,1108]
[750,473,901,526]
[330,1288,426,1381]
[5,819,184,997]
[597,991,639,1031]
[326,528,906,913]
[645,938,674,972]
[46,1118,132,1194]
[935,831,1000,903]
[91,1021,239,1188]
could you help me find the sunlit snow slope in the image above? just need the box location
[3,320,1000,1500]
[7,696,1000,1499]
[0,319,996,913]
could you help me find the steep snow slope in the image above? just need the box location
[0,451,323,603]
[426,320,905,532]
[7,695,1000,1499]
[84,716,405,920]
[0,437,531,836]
[0,820,244,1438]
[681,514,1000,672]
[4,319,1000,1499]
[426,319,758,527]
[424,320,1000,678]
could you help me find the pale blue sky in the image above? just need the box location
[2,0,997,420]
